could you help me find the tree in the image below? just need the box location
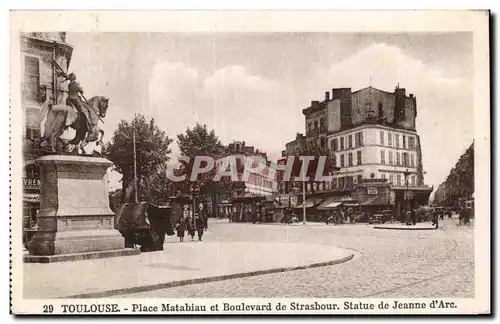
[103,114,173,202]
[177,123,225,157]
[176,123,226,216]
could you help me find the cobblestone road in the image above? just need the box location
[123,218,474,298]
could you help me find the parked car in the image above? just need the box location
[368,213,384,224]
[353,212,369,223]
[368,210,392,224]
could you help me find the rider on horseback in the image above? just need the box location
[64,73,93,145]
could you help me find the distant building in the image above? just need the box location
[279,84,433,220]
[21,32,73,246]
[214,140,278,222]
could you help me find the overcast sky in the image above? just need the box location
[66,32,473,192]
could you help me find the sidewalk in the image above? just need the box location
[23,241,354,299]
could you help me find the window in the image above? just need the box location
[340,137,345,150]
[411,175,416,186]
[402,153,409,167]
[381,173,386,180]
[395,134,400,148]
[389,174,394,185]
[397,174,401,186]
[403,135,407,149]
[307,122,312,134]
[348,135,353,149]
[339,177,345,188]
[380,131,385,145]
[380,150,385,164]
[357,151,362,165]
[332,138,338,151]
[409,137,415,149]
[24,56,40,101]
[411,154,415,167]
[355,132,364,147]
[378,102,383,119]
[340,154,345,168]
[388,133,393,146]
[314,121,318,130]
[357,175,362,184]
[348,152,353,166]
[388,151,394,164]
[396,152,401,165]
[320,137,326,147]
[320,118,326,132]
[332,178,338,189]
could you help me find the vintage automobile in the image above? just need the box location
[353,212,369,223]
[115,202,175,252]
[368,210,393,224]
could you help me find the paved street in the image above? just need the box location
[122,217,474,298]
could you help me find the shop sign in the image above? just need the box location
[23,177,40,190]
[367,187,378,195]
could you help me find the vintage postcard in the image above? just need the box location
[10,10,490,315]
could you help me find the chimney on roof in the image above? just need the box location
[325,91,330,101]
[311,101,320,109]
[409,93,414,98]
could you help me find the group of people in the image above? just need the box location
[325,208,355,225]
[175,215,207,242]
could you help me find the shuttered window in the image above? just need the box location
[24,56,40,101]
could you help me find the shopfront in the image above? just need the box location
[23,163,40,248]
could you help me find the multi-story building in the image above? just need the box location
[280,84,433,219]
[21,32,73,245]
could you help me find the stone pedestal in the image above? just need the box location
[25,155,139,263]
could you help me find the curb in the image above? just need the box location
[63,253,355,298]
[373,225,436,231]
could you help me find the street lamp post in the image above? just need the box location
[403,168,411,224]
[302,178,306,225]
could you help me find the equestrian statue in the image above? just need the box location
[40,63,110,155]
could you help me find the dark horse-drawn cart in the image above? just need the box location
[115,202,175,252]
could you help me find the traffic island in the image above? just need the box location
[23,242,356,298]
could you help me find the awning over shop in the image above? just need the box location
[230,192,265,203]
[326,201,343,208]
[295,197,323,209]
[343,202,359,207]
[23,193,40,203]
[317,197,343,210]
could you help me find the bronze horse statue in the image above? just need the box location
[40,96,109,154]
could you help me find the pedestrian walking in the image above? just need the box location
[196,216,204,241]
[431,210,439,229]
[176,219,186,243]
[186,216,195,241]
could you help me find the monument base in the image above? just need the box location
[24,248,139,263]
[26,155,135,262]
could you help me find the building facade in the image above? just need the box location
[279,84,432,219]
[21,32,73,245]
